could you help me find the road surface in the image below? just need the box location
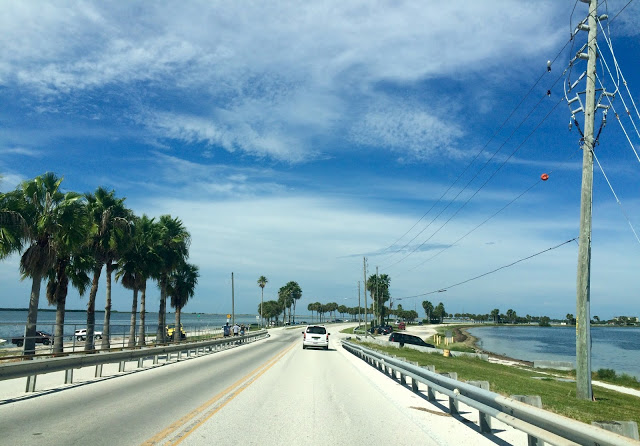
[0,325,528,445]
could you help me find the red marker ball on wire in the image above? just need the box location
[541,173,549,181]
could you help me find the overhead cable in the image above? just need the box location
[394,237,578,302]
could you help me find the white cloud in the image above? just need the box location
[0,147,41,157]
[350,104,465,160]
[0,1,571,162]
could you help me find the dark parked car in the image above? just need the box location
[388,332,435,348]
[11,331,53,347]
[369,325,393,335]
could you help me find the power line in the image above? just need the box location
[592,146,640,244]
[408,147,583,270]
[377,32,576,262]
[385,94,566,272]
[394,237,578,302]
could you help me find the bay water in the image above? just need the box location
[0,309,262,345]
[468,325,640,379]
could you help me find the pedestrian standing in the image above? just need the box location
[233,323,240,336]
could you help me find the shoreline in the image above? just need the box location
[459,326,533,367]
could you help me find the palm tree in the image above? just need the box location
[168,261,199,341]
[257,276,268,328]
[116,215,161,347]
[0,173,84,355]
[44,197,90,353]
[367,274,391,325]
[46,246,92,353]
[284,281,302,324]
[422,300,433,323]
[154,215,190,343]
[84,187,132,351]
[307,303,315,323]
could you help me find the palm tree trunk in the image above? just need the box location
[157,275,167,343]
[101,262,114,349]
[85,265,102,351]
[54,294,66,354]
[260,288,264,328]
[23,273,43,356]
[292,300,296,324]
[137,281,147,346]
[175,307,181,342]
[128,288,138,348]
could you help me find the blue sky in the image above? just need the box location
[1,1,639,320]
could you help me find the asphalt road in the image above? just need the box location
[0,326,528,446]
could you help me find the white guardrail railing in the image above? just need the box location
[0,330,269,392]
[341,340,639,446]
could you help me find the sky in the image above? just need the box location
[1,1,639,320]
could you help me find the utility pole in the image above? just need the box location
[363,257,368,335]
[231,272,235,326]
[358,281,362,327]
[576,0,598,401]
[376,266,380,326]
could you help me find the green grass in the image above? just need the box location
[591,369,640,390]
[355,340,640,426]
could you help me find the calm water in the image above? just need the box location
[0,309,263,345]
[468,325,640,379]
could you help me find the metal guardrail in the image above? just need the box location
[342,340,639,446]
[0,330,269,392]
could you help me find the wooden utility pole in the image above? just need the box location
[576,0,598,401]
[376,266,380,326]
[363,257,368,334]
[358,281,362,327]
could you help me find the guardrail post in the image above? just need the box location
[95,364,103,377]
[468,381,491,433]
[119,361,126,372]
[591,421,639,440]
[153,354,159,365]
[511,395,543,446]
[410,361,420,393]
[25,375,36,392]
[138,357,144,368]
[65,369,73,384]
[441,372,459,415]
[421,365,436,400]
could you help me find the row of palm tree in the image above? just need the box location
[255,279,302,325]
[0,172,199,355]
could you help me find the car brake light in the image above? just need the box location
[303,333,306,340]
[326,334,329,340]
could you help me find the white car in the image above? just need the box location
[74,329,103,341]
[302,325,330,350]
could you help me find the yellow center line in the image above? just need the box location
[141,342,296,446]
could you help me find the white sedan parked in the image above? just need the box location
[74,329,103,341]
[302,325,330,350]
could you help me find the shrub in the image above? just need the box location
[596,368,617,380]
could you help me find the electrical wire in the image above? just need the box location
[592,148,640,244]
[596,19,640,137]
[609,0,636,23]
[384,94,566,272]
[409,147,584,270]
[405,96,566,269]
[377,28,576,261]
[394,237,578,301]
[596,72,640,163]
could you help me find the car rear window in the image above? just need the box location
[306,326,326,334]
